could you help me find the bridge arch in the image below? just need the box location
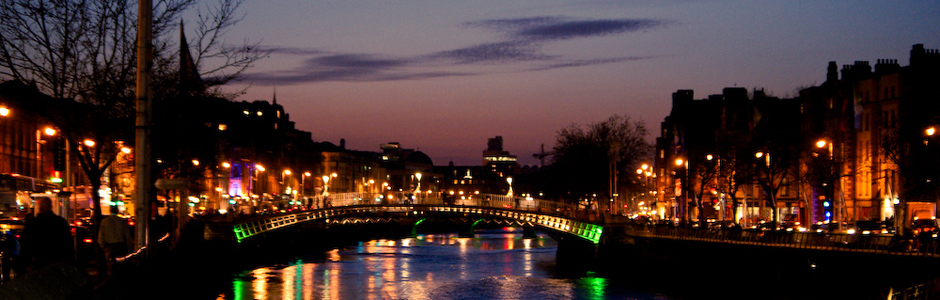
[225,205,604,246]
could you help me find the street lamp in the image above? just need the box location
[253,164,265,200]
[675,158,688,222]
[282,169,292,204]
[302,172,311,202]
[414,173,422,203]
[815,139,837,227]
[507,177,513,197]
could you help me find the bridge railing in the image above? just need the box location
[614,222,940,257]
[311,192,593,221]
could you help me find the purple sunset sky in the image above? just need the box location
[217,1,940,166]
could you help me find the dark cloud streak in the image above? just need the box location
[236,16,667,86]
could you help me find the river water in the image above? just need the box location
[215,227,676,300]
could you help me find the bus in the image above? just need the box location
[0,174,59,218]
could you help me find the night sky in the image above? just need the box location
[218,1,940,166]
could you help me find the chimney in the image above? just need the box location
[826,61,838,83]
[874,59,900,74]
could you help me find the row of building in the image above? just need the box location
[649,44,940,229]
[0,77,528,217]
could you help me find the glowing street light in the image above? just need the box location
[507,177,513,196]
[301,172,311,199]
[0,106,9,117]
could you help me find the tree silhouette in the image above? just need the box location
[550,114,650,208]
[0,0,266,222]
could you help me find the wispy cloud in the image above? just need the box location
[237,16,668,85]
[466,16,665,41]
[425,41,554,64]
[528,56,654,71]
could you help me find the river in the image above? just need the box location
[214,227,677,300]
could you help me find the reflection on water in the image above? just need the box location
[222,227,666,300]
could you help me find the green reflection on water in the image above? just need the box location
[579,274,607,300]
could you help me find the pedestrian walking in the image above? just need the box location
[98,205,133,276]
[20,197,73,271]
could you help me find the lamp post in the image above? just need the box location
[675,158,688,223]
[302,171,310,204]
[816,139,838,230]
[282,169,292,207]
[414,173,422,204]
[253,164,265,201]
[35,127,56,180]
[507,177,513,197]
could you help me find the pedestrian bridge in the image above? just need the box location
[205,194,606,246]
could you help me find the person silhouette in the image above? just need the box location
[98,205,133,276]
[20,197,73,271]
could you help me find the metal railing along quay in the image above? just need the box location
[616,222,940,257]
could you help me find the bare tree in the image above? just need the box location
[551,114,650,208]
[0,0,266,221]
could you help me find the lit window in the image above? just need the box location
[218,124,227,131]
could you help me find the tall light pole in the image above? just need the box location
[134,0,153,251]
[675,158,687,223]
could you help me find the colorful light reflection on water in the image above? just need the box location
[222,228,662,300]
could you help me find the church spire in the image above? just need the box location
[272,87,277,105]
[179,20,204,97]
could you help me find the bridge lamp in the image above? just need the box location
[0,106,8,117]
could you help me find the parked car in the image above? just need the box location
[911,218,939,235]
[0,218,25,282]
[853,220,890,235]
[71,225,96,264]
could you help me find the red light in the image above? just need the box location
[83,238,93,244]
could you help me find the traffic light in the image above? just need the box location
[53,138,66,171]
